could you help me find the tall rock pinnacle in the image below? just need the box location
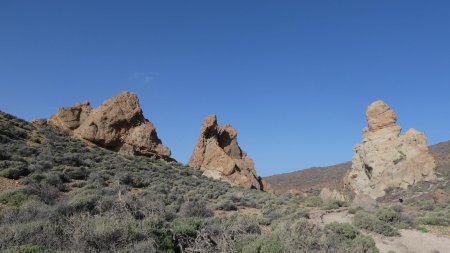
[189,115,271,191]
[345,100,436,198]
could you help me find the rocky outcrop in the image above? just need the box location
[189,115,271,191]
[48,92,171,160]
[345,100,436,198]
[320,187,348,202]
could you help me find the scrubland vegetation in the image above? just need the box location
[2,111,449,253]
[0,111,384,252]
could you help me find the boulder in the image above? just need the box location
[345,100,436,198]
[189,115,270,191]
[48,92,172,160]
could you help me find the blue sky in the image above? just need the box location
[1,1,450,176]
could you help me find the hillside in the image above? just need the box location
[264,162,351,194]
[265,141,450,193]
[0,111,383,253]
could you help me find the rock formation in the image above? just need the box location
[189,115,271,191]
[320,187,348,202]
[48,92,172,160]
[345,100,436,198]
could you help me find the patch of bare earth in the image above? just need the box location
[316,209,450,253]
[0,177,21,194]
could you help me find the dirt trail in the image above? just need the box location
[312,208,450,253]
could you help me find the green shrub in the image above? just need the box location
[325,222,359,240]
[0,163,30,179]
[376,208,400,225]
[349,234,379,253]
[215,199,238,211]
[179,201,213,218]
[353,211,399,236]
[416,226,429,233]
[303,196,323,207]
[417,211,450,226]
[323,200,348,210]
[170,217,203,237]
[0,189,30,207]
[5,245,53,253]
[236,236,286,253]
[348,206,362,214]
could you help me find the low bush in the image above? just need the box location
[303,196,323,207]
[417,211,450,226]
[0,162,30,179]
[353,211,399,236]
[0,190,31,207]
[5,245,53,253]
[236,236,286,253]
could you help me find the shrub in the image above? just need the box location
[236,236,286,253]
[0,163,30,179]
[325,222,359,240]
[416,211,450,226]
[416,226,429,233]
[63,166,89,180]
[348,206,362,214]
[323,200,348,210]
[349,234,379,253]
[170,217,203,237]
[24,182,60,205]
[353,211,399,236]
[304,196,323,207]
[215,199,238,211]
[0,190,30,207]
[5,245,53,253]
[71,215,148,252]
[376,208,400,225]
[179,201,213,218]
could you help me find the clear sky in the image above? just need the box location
[1,1,450,176]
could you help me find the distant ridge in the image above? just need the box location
[264,140,450,193]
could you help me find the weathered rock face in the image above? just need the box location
[189,115,271,191]
[345,100,436,198]
[48,92,171,160]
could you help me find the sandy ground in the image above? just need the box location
[311,208,450,253]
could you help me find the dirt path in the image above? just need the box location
[313,208,450,253]
[372,229,450,253]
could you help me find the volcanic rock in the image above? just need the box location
[345,100,436,198]
[189,115,270,191]
[48,92,171,160]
